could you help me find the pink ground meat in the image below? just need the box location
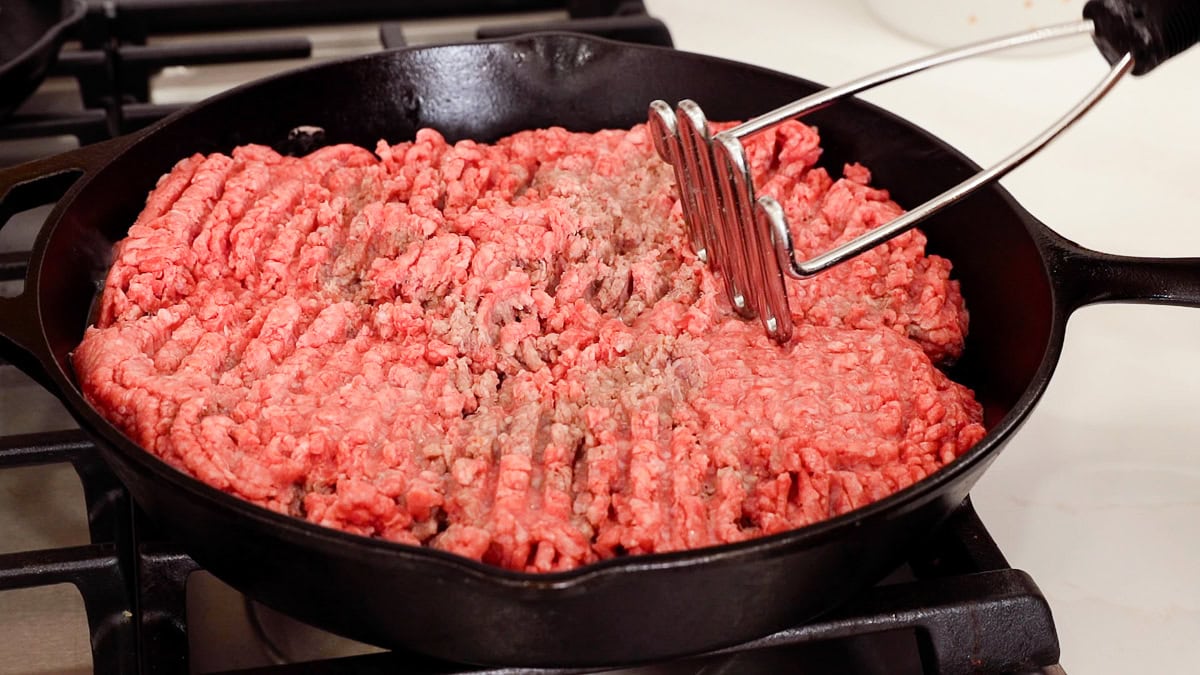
[73,121,985,572]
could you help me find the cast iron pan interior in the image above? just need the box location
[14,35,1062,665]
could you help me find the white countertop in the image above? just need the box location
[645,1,1200,672]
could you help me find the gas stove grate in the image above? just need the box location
[0,430,136,674]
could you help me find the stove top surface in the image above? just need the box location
[2,1,1198,673]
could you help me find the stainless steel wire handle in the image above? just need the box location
[648,19,1135,343]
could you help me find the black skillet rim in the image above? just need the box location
[29,32,1070,590]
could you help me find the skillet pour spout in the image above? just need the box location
[0,30,1198,666]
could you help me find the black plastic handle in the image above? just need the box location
[1085,0,1200,74]
[0,138,129,390]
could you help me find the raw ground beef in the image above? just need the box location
[73,120,986,572]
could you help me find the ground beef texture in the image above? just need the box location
[73,121,986,572]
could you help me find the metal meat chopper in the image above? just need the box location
[649,0,1198,343]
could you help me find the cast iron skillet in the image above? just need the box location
[1,33,1199,667]
[0,0,86,120]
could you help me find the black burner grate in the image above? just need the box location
[0,430,136,674]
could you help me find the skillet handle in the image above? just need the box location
[1085,0,1200,75]
[1051,235,1200,312]
[0,138,131,391]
